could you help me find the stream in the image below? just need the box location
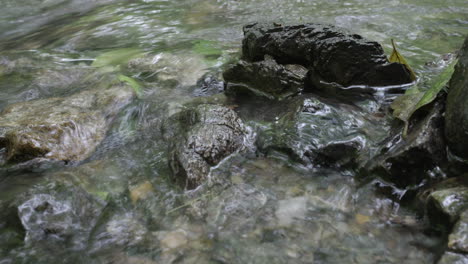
[0,0,467,263]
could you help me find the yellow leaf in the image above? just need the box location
[389,39,417,81]
[355,213,371,225]
[130,181,154,204]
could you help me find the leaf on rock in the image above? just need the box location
[391,59,458,136]
[389,39,417,81]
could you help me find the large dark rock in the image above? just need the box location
[363,98,446,187]
[0,84,135,165]
[445,37,468,161]
[223,55,307,100]
[163,104,247,190]
[241,23,412,89]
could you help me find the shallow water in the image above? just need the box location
[0,0,467,263]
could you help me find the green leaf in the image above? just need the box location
[92,48,143,68]
[389,39,417,81]
[391,59,458,136]
[118,74,143,97]
[192,40,222,57]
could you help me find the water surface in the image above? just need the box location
[0,0,467,263]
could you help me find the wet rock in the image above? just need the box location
[241,23,412,89]
[445,37,468,161]
[17,185,106,250]
[88,210,149,253]
[163,104,247,189]
[158,229,189,250]
[438,251,468,264]
[223,55,307,100]
[204,184,270,230]
[0,84,135,164]
[448,210,468,253]
[363,98,446,187]
[256,96,373,167]
[193,73,225,97]
[427,187,468,226]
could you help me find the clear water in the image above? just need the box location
[0,0,467,263]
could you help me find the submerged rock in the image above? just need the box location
[17,185,106,250]
[240,23,412,89]
[448,210,468,253]
[445,37,468,161]
[256,96,378,167]
[163,104,247,190]
[363,97,446,187]
[223,55,307,100]
[193,73,225,97]
[0,84,135,164]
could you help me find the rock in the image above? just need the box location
[241,23,412,89]
[445,37,468,161]
[223,55,307,100]
[88,209,149,253]
[129,181,154,204]
[363,97,446,187]
[159,229,188,250]
[204,184,270,231]
[256,96,373,167]
[448,210,468,253]
[427,187,468,226]
[17,185,106,249]
[193,73,225,97]
[0,84,135,164]
[438,251,468,264]
[164,104,247,189]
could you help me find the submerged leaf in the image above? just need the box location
[118,74,143,96]
[130,181,154,204]
[391,59,458,136]
[389,39,417,81]
[92,48,143,68]
[192,40,222,57]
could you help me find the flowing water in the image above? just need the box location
[0,0,467,263]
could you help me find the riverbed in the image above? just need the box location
[0,0,467,263]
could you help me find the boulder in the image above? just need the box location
[223,55,307,100]
[163,104,247,190]
[0,84,135,164]
[241,23,412,89]
[445,37,468,161]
